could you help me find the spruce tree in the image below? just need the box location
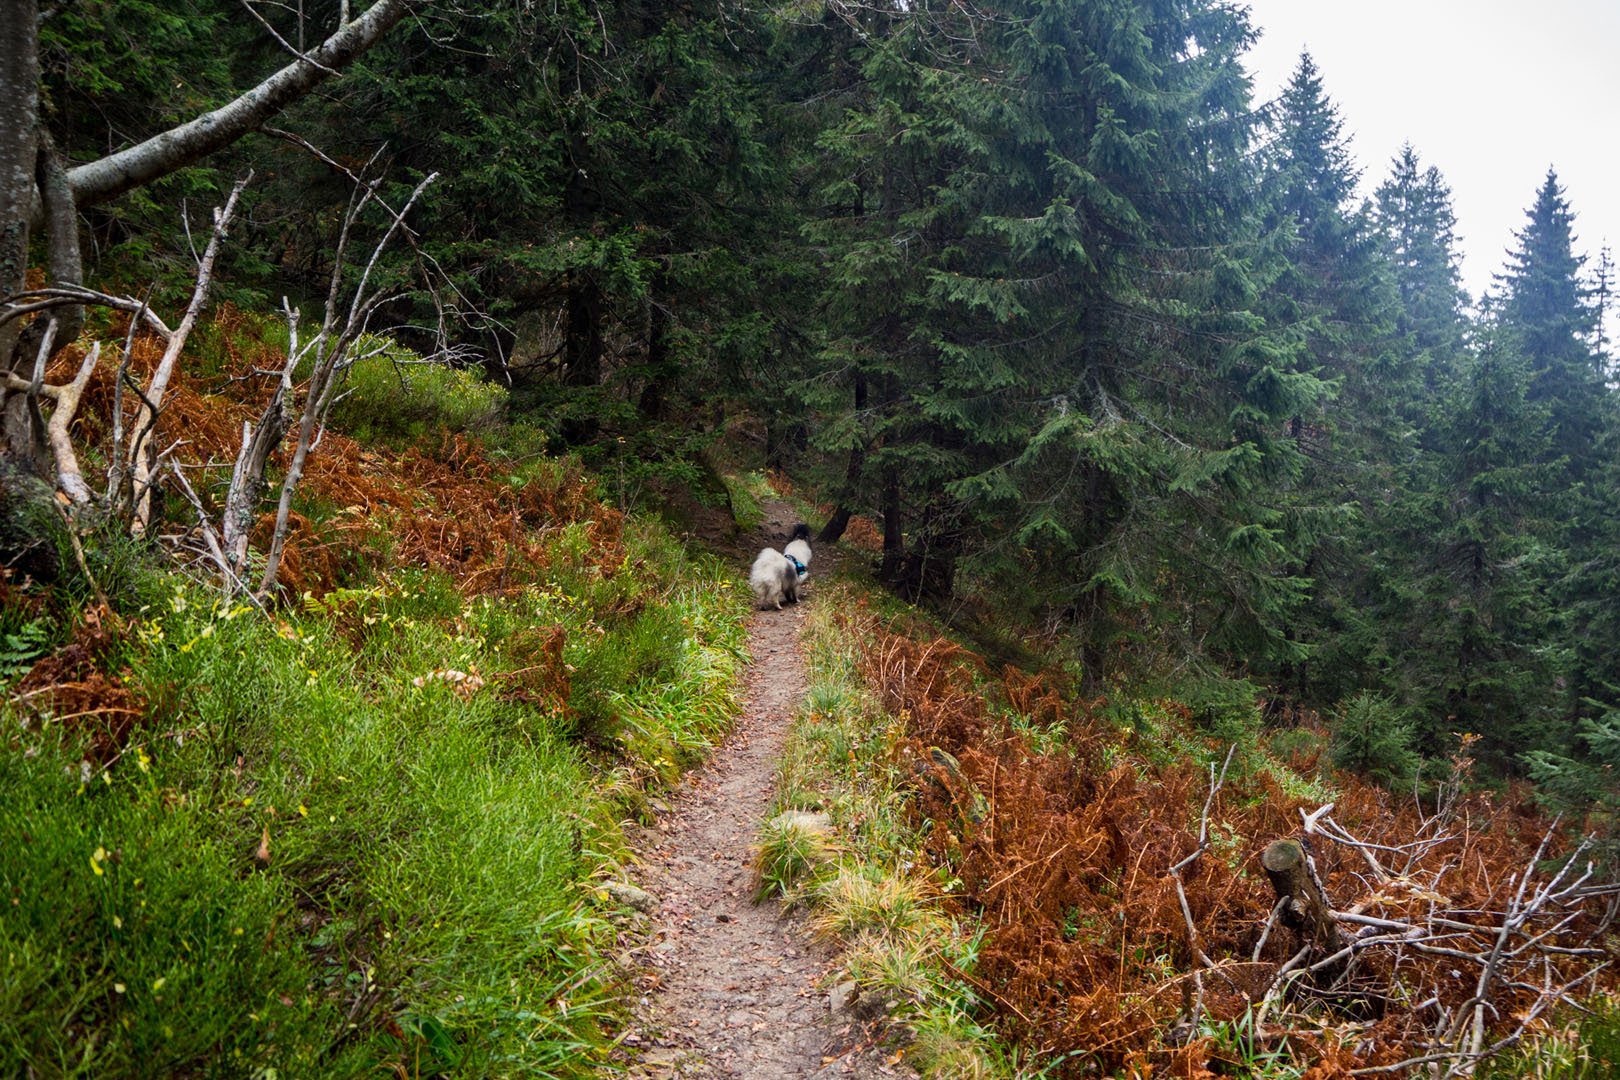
[803,0,1336,684]
[1564,424,1620,712]
[1271,52,1359,250]
[1373,144,1469,395]
[795,10,970,585]
[1525,706,1620,872]
[1422,328,1568,762]
[304,0,792,446]
[1314,147,1473,713]
[1495,171,1618,725]
[1253,52,1401,705]
[1497,169,1604,478]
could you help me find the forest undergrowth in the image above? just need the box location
[766,582,1620,1080]
[6,297,1620,1080]
[1,310,751,1078]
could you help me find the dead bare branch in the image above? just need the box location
[45,342,98,504]
[256,169,439,598]
[129,173,251,534]
[0,286,174,339]
[64,0,409,210]
[237,0,343,76]
[1166,745,1235,1027]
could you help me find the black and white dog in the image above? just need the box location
[784,523,812,584]
[749,523,813,610]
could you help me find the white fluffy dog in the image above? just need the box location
[749,523,814,610]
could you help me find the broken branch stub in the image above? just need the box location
[1262,837,1349,982]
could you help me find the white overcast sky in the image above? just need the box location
[1238,0,1620,303]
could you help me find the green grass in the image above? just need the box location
[1,516,747,1078]
[720,471,769,532]
[758,581,1015,1077]
[1480,996,1620,1079]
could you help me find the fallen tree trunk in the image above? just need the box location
[64,0,410,211]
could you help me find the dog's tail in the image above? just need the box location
[790,523,811,542]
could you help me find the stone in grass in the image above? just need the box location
[604,880,660,914]
[768,810,833,836]
[828,979,859,1015]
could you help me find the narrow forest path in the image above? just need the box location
[617,504,906,1080]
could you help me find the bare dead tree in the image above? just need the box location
[41,343,100,505]
[246,168,442,598]
[1,124,457,599]
[1,0,412,495]
[1168,745,1236,1029]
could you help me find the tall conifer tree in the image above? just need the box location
[1430,331,1568,760]
[1374,144,1468,393]
[1497,169,1604,478]
[1494,173,1620,720]
[1310,147,1472,711]
[805,0,1334,684]
[1255,52,1400,703]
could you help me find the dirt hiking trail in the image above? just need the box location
[618,504,907,1080]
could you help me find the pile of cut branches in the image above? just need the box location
[850,609,1618,1077]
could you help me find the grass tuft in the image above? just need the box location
[752,812,837,901]
[812,867,944,942]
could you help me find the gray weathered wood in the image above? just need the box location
[1262,837,1349,981]
[64,0,409,211]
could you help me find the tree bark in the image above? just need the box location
[880,465,903,583]
[0,0,37,298]
[817,369,867,545]
[817,507,851,545]
[64,0,410,211]
[0,0,41,458]
[224,328,300,574]
[563,276,603,389]
[636,288,672,420]
[560,275,603,444]
[33,133,82,344]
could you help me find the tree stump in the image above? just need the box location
[1262,837,1348,982]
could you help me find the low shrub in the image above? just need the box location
[327,341,506,445]
[1330,691,1420,790]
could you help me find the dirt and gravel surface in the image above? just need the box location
[615,506,909,1080]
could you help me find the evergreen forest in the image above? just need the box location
[2,1,1619,1077]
